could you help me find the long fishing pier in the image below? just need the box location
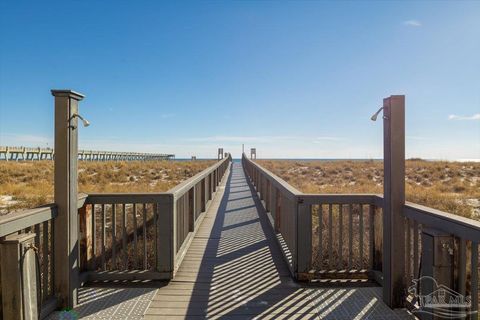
[0,90,478,319]
[0,146,175,161]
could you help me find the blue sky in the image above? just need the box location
[1,1,479,159]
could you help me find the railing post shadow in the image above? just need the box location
[52,89,84,309]
[382,95,406,308]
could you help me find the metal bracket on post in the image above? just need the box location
[0,233,39,320]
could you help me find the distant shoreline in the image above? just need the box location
[230,158,480,163]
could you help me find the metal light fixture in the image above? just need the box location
[370,106,385,121]
[69,113,90,129]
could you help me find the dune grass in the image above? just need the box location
[0,160,216,213]
[256,159,480,219]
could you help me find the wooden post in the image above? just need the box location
[419,228,454,320]
[296,199,312,280]
[382,95,406,308]
[156,195,175,277]
[0,233,38,320]
[52,89,84,308]
[421,228,454,286]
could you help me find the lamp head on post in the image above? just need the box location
[371,106,388,121]
[69,113,90,129]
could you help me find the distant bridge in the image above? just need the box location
[0,146,175,161]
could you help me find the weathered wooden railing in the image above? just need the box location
[78,154,231,282]
[0,206,56,318]
[242,154,384,280]
[0,195,87,318]
[0,155,230,319]
[300,195,384,280]
[403,202,480,316]
[242,153,480,315]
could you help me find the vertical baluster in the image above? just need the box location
[133,203,138,269]
[318,204,323,271]
[459,238,467,296]
[471,242,478,315]
[112,204,116,269]
[328,204,333,270]
[406,218,411,284]
[42,221,49,300]
[348,204,353,270]
[49,221,54,298]
[369,205,375,270]
[101,204,106,270]
[92,204,96,270]
[35,222,41,289]
[413,221,419,278]
[178,198,183,248]
[143,203,148,269]
[122,203,127,270]
[359,204,364,271]
[176,201,180,250]
[154,203,158,271]
[34,224,40,249]
[338,204,343,271]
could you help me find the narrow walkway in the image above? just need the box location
[145,163,413,319]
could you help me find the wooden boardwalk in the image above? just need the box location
[145,163,413,319]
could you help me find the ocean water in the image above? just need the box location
[176,158,480,163]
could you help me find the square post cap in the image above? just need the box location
[51,89,85,101]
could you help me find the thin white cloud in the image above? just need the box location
[448,113,480,121]
[184,135,296,143]
[0,133,52,146]
[184,135,346,144]
[403,20,422,27]
[160,113,175,119]
[312,136,345,143]
[406,136,431,141]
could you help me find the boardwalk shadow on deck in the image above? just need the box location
[47,284,159,319]
[179,165,329,318]
[148,163,413,319]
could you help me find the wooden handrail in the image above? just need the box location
[168,154,231,199]
[0,193,90,238]
[404,201,480,241]
[242,154,301,200]
[85,193,169,204]
[0,204,57,237]
[300,194,380,205]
